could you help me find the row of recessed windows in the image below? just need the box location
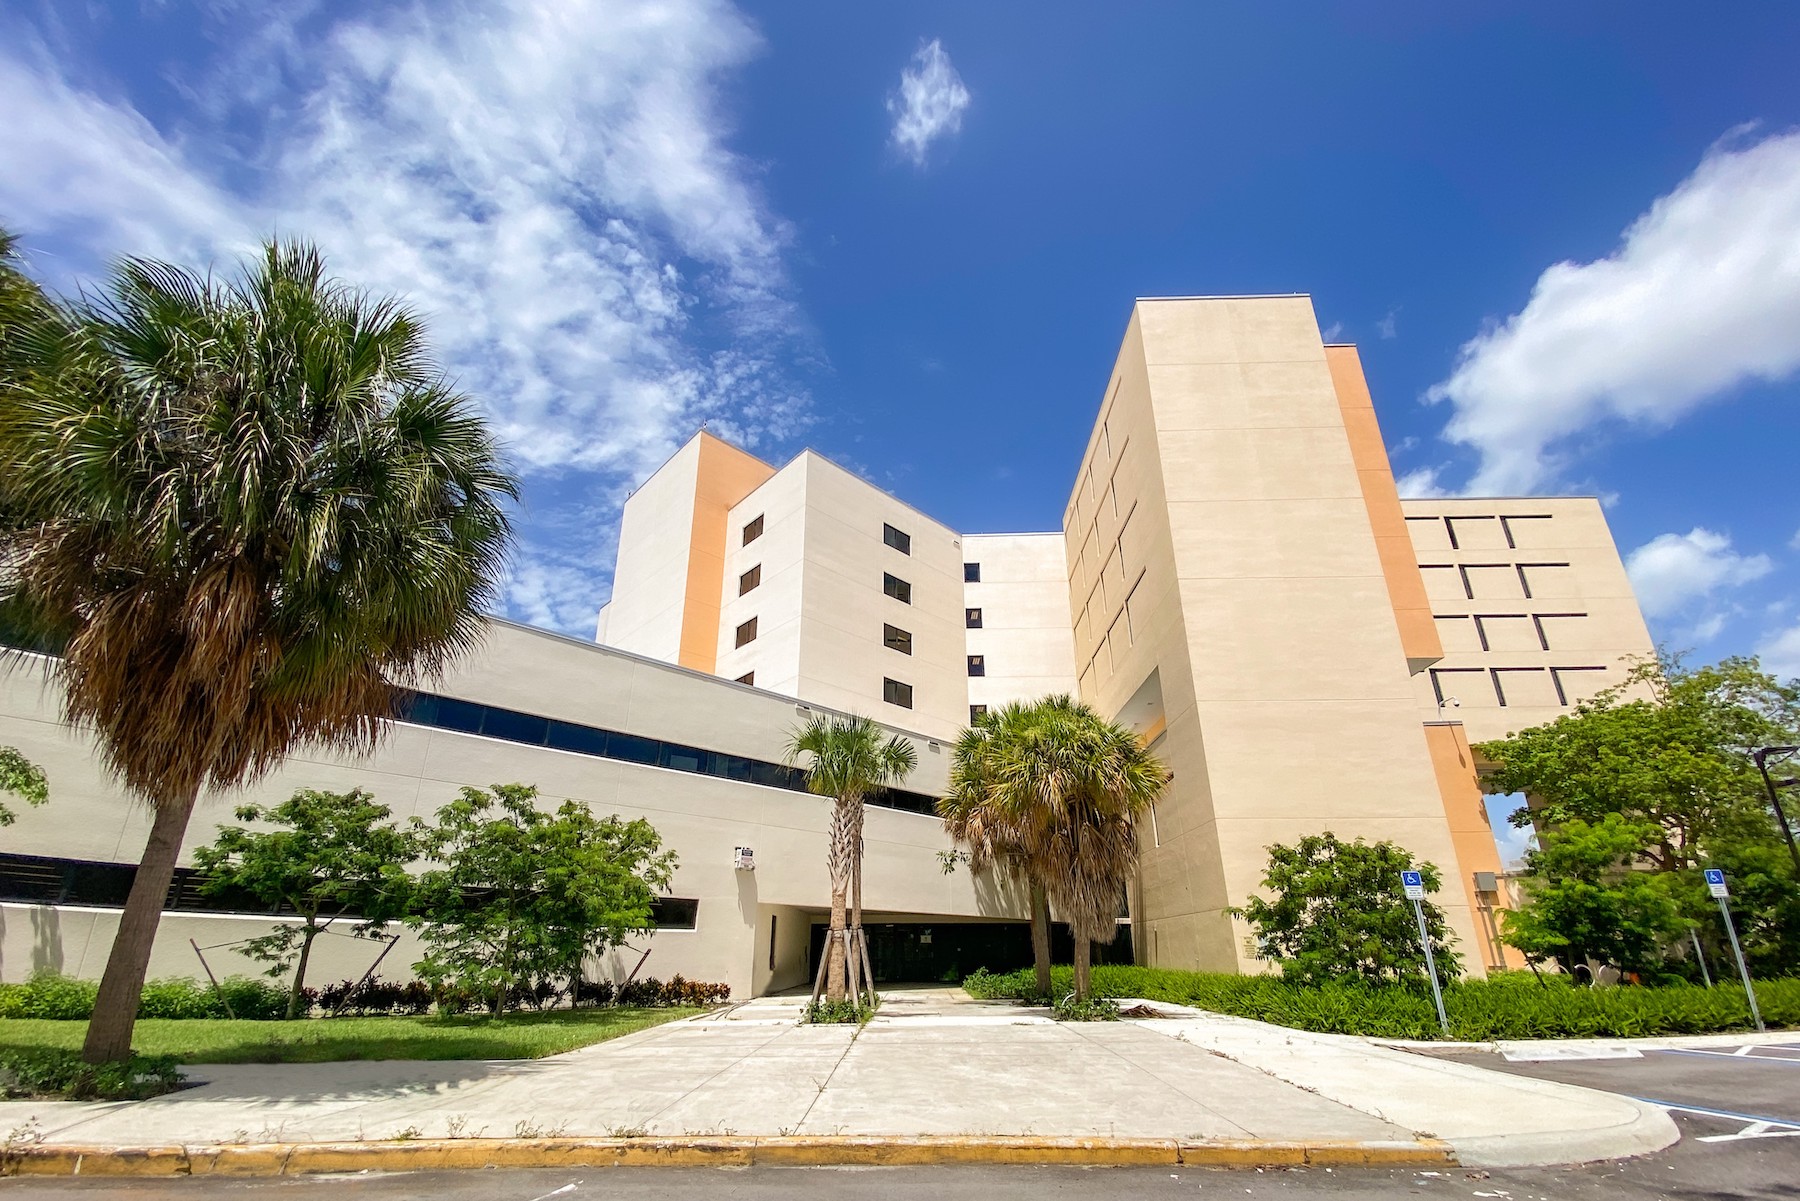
[399,691,941,816]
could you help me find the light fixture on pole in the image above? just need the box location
[1750,746,1800,877]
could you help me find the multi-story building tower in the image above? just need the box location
[0,292,1658,992]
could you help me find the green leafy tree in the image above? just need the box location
[193,789,419,1018]
[1478,654,1799,874]
[0,236,516,1062]
[1478,653,1799,974]
[1671,841,1800,979]
[0,746,48,826]
[1234,833,1461,988]
[787,715,918,1003]
[407,784,677,1014]
[1499,815,1684,976]
[944,696,1166,1002]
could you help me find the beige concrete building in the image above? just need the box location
[0,294,1657,991]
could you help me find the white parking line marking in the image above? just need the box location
[1635,1098,1800,1143]
[1654,1047,1800,1064]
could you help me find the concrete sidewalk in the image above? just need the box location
[0,988,1676,1173]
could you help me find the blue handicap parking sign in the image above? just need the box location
[1401,871,1423,887]
[1704,869,1725,885]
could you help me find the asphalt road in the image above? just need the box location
[3,1041,1795,1201]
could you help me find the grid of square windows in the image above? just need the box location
[883,678,914,709]
[883,573,912,604]
[883,523,912,555]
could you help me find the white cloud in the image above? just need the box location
[0,0,811,634]
[1320,320,1344,342]
[1376,308,1398,340]
[1624,527,1772,619]
[888,39,970,166]
[1426,128,1800,494]
[1394,466,1451,498]
[1759,622,1800,680]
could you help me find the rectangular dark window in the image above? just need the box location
[660,743,706,773]
[883,678,914,709]
[649,897,699,930]
[883,523,912,555]
[964,562,981,583]
[547,720,609,757]
[735,617,758,647]
[735,671,755,685]
[967,654,985,677]
[481,707,549,746]
[883,573,912,604]
[883,624,913,655]
[739,565,761,594]
[425,695,485,735]
[607,731,659,765]
[742,514,764,545]
[965,607,983,629]
[970,704,988,724]
[769,915,778,970]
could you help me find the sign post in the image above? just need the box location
[1401,870,1450,1036]
[1706,869,1764,1032]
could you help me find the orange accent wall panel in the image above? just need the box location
[1325,345,1443,670]
[680,433,777,673]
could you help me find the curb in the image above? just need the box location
[1,1135,1457,1177]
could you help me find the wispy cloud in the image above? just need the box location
[1624,527,1771,621]
[1394,466,1452,498]
[0,0,811,634]
[1758,621,1800,680]
[1376,307,1399,340]
[888,39,971,167]
[1424,128,1800,494]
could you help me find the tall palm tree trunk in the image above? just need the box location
[82,787,199,1063]
[1073,935,1092,1003]
[1029,880,1052,999]
[825,797,854,1002]
[850,804,875,1004]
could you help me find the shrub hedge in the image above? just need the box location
[0,973,290,1021]
[0,1048,182,1100]
[0,971,731,1022]
[962,964,1800,1040]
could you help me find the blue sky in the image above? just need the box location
[4,0,1799,691]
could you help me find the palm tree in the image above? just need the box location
[787,714,917,1003]
[944,701,1056,998]
[0,237,517,1061]
[943,696,1166,1002]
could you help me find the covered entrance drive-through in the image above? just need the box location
[807,919,1134,985]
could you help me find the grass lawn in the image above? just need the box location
[0,1006,698,1064]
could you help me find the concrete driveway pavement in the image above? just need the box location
[0,988,1677,1169]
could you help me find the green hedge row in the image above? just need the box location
[0,973,290,1021]
[962,964,1800,1040]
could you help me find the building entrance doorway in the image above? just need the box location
[807,921,1133,985]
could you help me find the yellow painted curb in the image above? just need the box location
[1,1134,1458,1177]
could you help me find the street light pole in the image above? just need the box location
[1751,746,1800,878]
